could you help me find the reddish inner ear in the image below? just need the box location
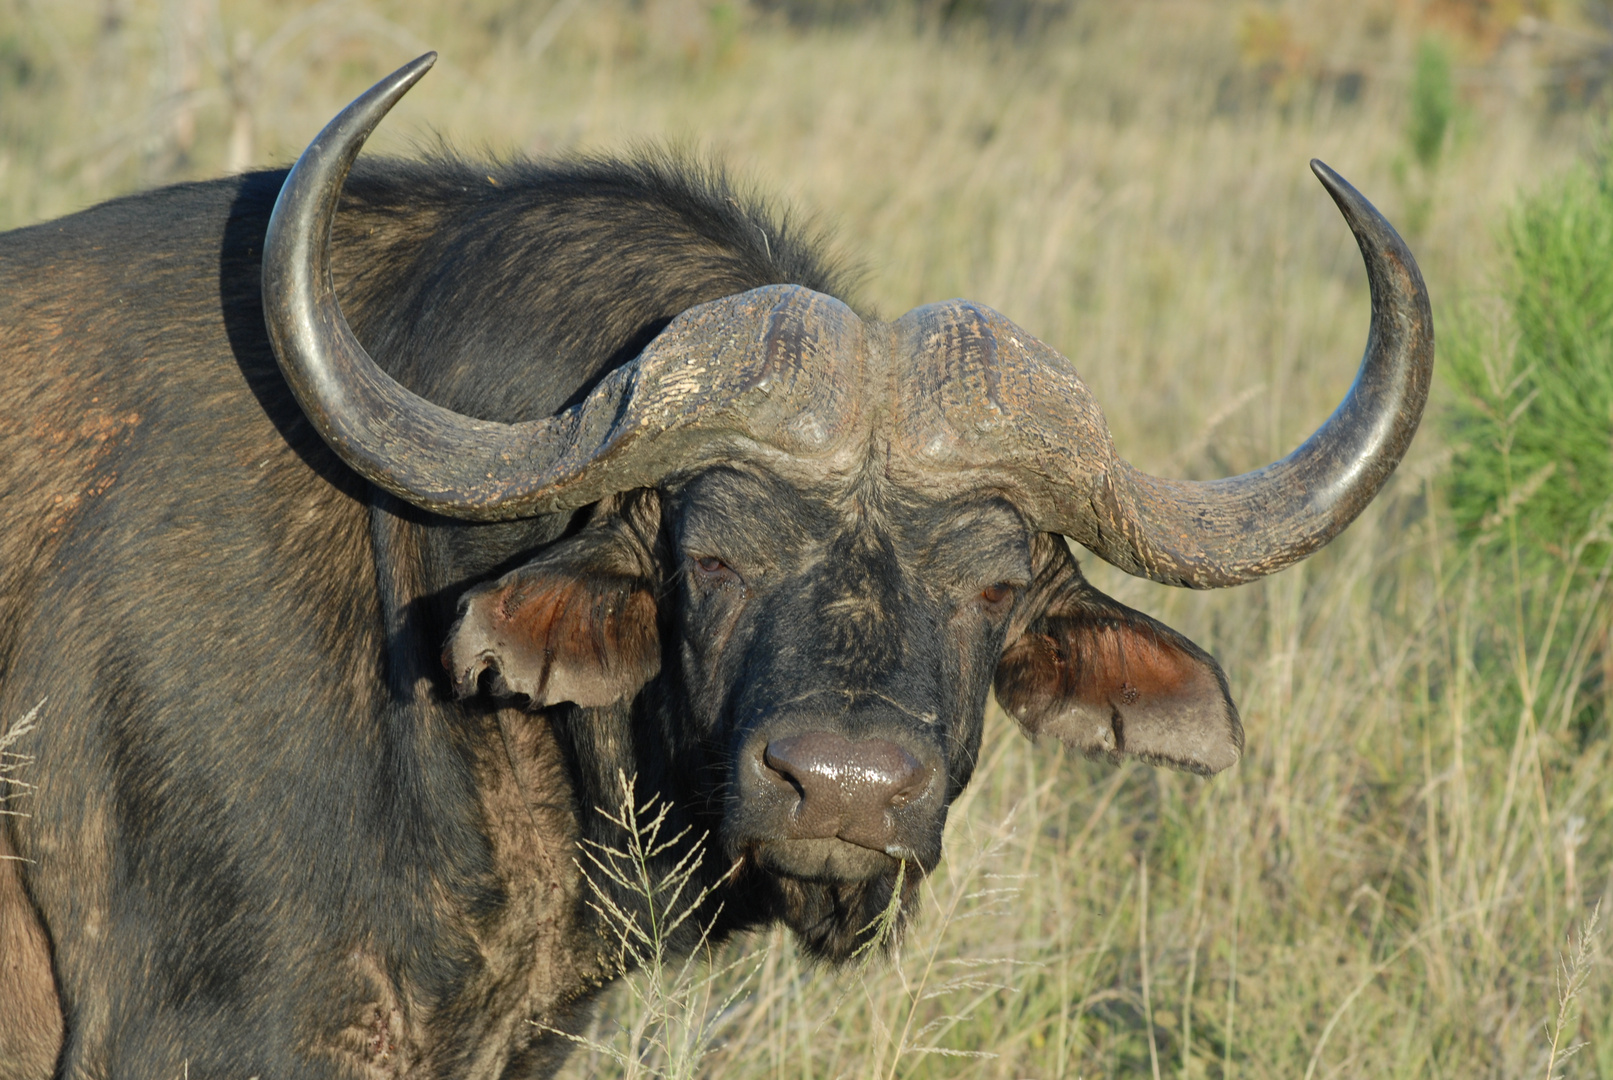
[996,602,1242,776]
[447,568,660,709]
[1003,618,1206,714]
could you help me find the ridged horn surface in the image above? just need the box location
[262,55,869,520]
[894,161,1434,588]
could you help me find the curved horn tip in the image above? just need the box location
[1308,158,1352,200]
[317,54,438,146]
[1308,159,1376,219]
[396,51,439,87]
[361,52,438,117]
[267,51,438,243]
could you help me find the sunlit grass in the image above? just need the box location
[549,772,755,1080]
[3,2,1610,1076]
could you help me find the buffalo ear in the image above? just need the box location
[445,508,660,709]
[994,552,1241,776]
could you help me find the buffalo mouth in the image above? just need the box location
[740,842,930,962]
[749,835,905,883]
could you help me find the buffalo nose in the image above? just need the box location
[761,732,933,849]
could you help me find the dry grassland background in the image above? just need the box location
[3,0,1612,1076]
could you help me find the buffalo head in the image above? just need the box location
[260,55,1432,960]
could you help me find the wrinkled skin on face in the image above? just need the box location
[447,455,1242,961]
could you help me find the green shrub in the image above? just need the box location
[1408,37,1454,171]
[1445,161,1613,560]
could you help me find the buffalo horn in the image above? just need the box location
[896,162,1433,588]
[262,55,868,520]
[1089,163,1435,586]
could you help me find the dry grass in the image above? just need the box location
[0,700,44,838]
[4,1,1611,1076]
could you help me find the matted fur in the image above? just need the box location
[0,141,1238,1076]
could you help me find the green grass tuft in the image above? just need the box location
[1408,37,1454,173]
[1446,159,1613,564]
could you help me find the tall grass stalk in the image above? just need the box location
[549,771,754,1080]
[1542,902,1601,1080]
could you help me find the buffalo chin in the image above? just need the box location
[754,837,896,882]
[734,842,926,964]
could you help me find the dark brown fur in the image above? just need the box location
[0,156,846,1076]
[0,150,1239,1075]
[0,820,60,1080]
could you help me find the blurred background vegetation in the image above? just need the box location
[5,0,1613,1076]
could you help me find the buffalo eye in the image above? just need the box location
[980,582,1015,609]
[691,555,741,588]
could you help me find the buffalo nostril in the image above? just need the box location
[760,732,933,848]
[762,743,808,799]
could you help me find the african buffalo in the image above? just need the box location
[0,54,1432,1078]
